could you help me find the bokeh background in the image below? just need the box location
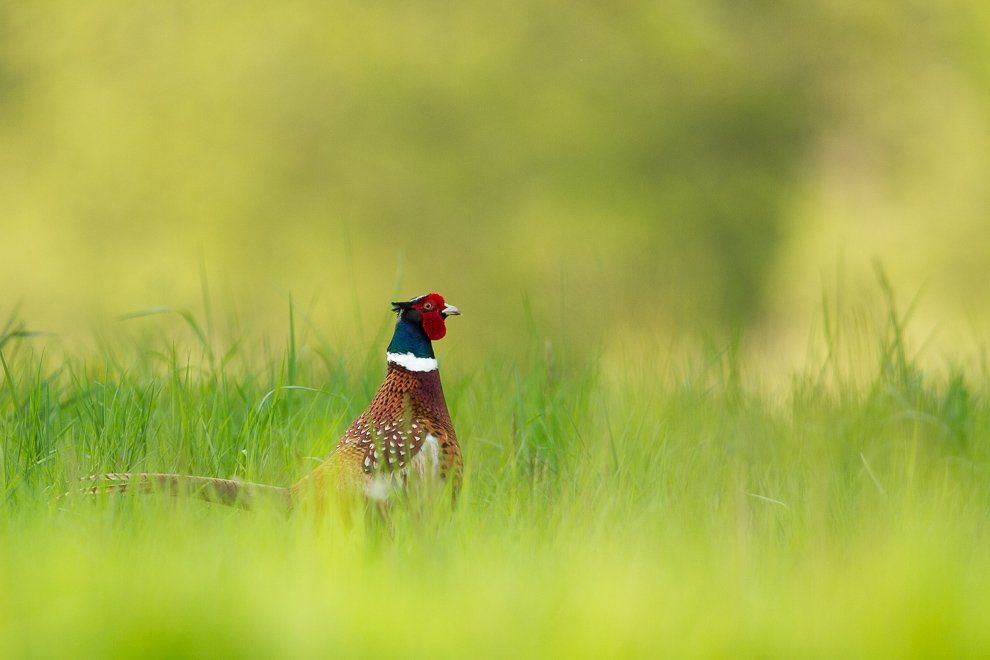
[1,0,988,365]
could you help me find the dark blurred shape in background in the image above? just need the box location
[0,1,988,359]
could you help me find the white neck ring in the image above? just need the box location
[387,352,438,372]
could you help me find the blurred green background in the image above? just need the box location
[1,0,988,362]
[4,6,990,656]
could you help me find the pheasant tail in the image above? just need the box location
[79,473,294,511]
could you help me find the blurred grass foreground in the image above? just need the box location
[3,0,990,657]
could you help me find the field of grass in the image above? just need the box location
[1,293,989,659]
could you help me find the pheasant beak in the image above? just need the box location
[441,304,461,318]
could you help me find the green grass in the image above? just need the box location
[1,299,990,659]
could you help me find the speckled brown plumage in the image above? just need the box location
[291,363,462,503]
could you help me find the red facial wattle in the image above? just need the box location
[422,311,446,340]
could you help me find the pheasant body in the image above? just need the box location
[293,360,462,503]
[76,292,463,509]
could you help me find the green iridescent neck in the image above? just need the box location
[386,311,435,359]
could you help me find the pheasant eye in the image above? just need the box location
[423,302,434,311]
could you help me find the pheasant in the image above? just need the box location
[77,293,463,510]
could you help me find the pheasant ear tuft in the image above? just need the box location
[392,295,427,313]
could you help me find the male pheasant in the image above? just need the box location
[78,293,463,509]
[291,292,463,505]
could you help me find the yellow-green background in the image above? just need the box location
[3,5,990,657]
[1,0,989,360]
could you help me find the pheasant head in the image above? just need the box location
[387,293,461,371]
